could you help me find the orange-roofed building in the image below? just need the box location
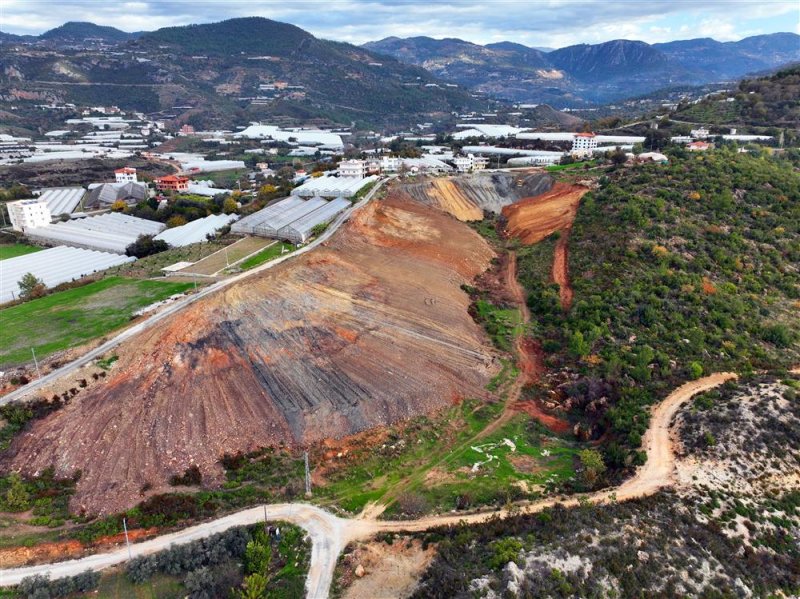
[114,167,138,183]
[572,132,598,157]
[155,175,189,191]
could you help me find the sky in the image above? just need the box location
[1,0,798,48]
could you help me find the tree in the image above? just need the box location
[166,215,187,228]
[111,200,127,212]
[5,472,31,510]
[578,449,606,488]
[223,197,239,214]
[236,573,269,599]
[688,361,704,379]
[568,331,591,358]
[610,149,628,166]
[18,272,46,300]
[126,235,169,258]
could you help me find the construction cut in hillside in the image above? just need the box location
[403,171,554,221]
[501,182,588,245]
[3,193,500,515]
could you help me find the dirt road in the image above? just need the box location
[0,372,736,597]
[552,230,573,311]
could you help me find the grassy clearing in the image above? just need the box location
[103,240,233,278]
[473,300,523,352]
[0,277,193,367]
[238,242,295,271]
[546,160,598,172]
[0,244,41,261]
[94,572,185,599]
[179,236,274,275]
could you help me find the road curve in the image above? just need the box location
[0,178,390,406]
[0,372,736,597]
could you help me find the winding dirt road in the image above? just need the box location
[0,372,736,597]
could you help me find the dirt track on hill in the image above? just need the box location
[0,373,737,596]
[502,182,587,311]
[2,193,499,515]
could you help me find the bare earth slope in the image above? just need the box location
[3,193,498,515]
[404,172,554,221]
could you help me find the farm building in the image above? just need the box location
[291,175,377,198]
[253,197,327,238]
[230,197,304,235]
[0,246,134,303]
[25,213,165,254]
[155,214,239,247]
[86,182,147,208]
[277,198,350,244]
[35,187,85,216]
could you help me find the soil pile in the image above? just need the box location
[404,172,553,220]
[3,194,498,514]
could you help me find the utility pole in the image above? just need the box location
[123,517,132,560]
[304,451,311,497]
[31,348,42,380]
[224,246,230,267]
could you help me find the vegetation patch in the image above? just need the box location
[0,244,41,261]
[0,277,193,367]
[238,242,295,271]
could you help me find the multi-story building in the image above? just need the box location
[380,156,401,172]
[571,132,598,157]
[154,175,189,192]
[339,159,367,178]
[453,155,474,172]
[115,167,138,184]
[7,198,51,232]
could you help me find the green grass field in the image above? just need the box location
[0,244,41,260]
[0,277,193,367]
[238,242,295,270]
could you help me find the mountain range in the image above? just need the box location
[364,33,800,105]
[1,19,798,128]
[0,18,479,129]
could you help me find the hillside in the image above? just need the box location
[363,36,577,105]
[413,374,800,597]
[0,18,480,128]
[673,64,800,130]
[39,21,140,43]
[365,32,800,106]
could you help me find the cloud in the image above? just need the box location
[2,0,797,47]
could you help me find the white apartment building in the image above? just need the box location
[114,167,138,183]
[380,156,401,172]
[454,155,474,172]
[571,132,598,157]
[8,198,51,232]
[690,127,710,139]
[339,159,367,178]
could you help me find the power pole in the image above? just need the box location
[304,451,311,497]
[31,348,42,380]
[123,517,132,560]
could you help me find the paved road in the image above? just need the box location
[0,372,736,597]
[0,178,389,406]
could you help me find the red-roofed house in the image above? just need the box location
[115,167,138,183]
[155,175,189,192]
[687,141,711,152]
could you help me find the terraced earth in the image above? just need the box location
[403,171,554,221]
[2,193,500,515]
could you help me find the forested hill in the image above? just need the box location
[673,65,800,129]
[0,17,480,128]
[517,148,799,469]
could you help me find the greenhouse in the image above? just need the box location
[230,197,303,235]
[277,198,350,244]
[252,197,326,238]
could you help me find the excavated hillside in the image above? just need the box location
[404,171,554,221]
[501,182,588,245]
[3,193,499,515]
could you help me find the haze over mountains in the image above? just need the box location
[1,18,798,122]
[364,32,800,104]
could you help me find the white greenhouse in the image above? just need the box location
[0,246,134,303]
[155,214,239,247]
[253,197,327,238]
[230,197,304,235]
[277,198,350,244]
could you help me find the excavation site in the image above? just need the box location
[2,173,561,515]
